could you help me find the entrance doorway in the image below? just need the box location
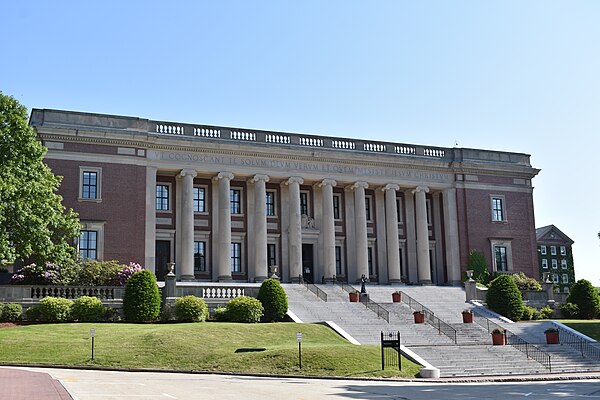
[155,240,171,281]
[301,244,314,284]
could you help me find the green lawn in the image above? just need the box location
[0,322,420,378]
[560,320,600,341]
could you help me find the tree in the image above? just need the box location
[567,279,600,319]
[466,249,490,284]
[486,274,524,321]
[0,92,79,266]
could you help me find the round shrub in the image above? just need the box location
[72,296,104,322]
[511,272,542,291]
[560,302,580,319]
[123,270,161,322]
[174,296,208,322]
[567,279,600,319]
[257,278,288,322]
[212,307,227,322]
[520,306,535,321]
[39,297,73,322]
[226,296,263,323]
[25,306,40,321]
[537,306,554,320]
[1,303,23,322]
[486,274,524,321]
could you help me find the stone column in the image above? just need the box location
[286,177,303,282]
[319,179,337,282]
[404,189,418,283]
[144,166,157,274]
[443,188,462,284]
[383,184,401,283]
[179,169,197,281]
[214,172,234,281]
[251,174,269,282]
[432,192,444,284]
[413,186,432,283]
[351,181,369,280]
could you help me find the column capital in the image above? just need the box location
[249,174,270,184]
[350,181,369,190]
[178,169,197,179]
[381,183,400,192]
[285,176,304,186]
[412,186,430,194]
[317,178,337,188]
[213,171,234,182]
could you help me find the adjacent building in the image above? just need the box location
[536,225,575,293]
[30,109,540,284]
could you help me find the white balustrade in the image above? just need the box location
[299,137,323,147]
[156,124,184,135]
[230,130,256,141]
[194,127,221,138]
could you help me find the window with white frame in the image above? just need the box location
[550,246,557,255]
[540,245,547,255]
[79,167,102,201]
[79,230,97,259]
[552,259,558,269]
[560,246,566,256]
[561,259,568,269]
[230,189,241,214]
[300,191,309,216]
[491,196,505,221]
[266,191,276,216]
[193,187,206,213]
[491,240,512,272]
[231,242,242,272]
[156,184,169,211]
[494,246,508,272]
[333,194,341,220]
[564,287,570,294]
[552,274,559,283]
[541,259,548,269]
[365,195,372,221]
[194,241,206,273]
[562,274,569,284]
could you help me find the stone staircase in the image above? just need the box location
[283,283,600,377]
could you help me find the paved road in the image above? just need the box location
[22,368,600,400]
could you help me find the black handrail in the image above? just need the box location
[472,310,552,372]
[339,283,389,323]
[555,325,600,361]
[298,276,327,302]
[399,291,457,344]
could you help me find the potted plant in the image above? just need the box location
[544,328,559,344]
[348,290,360,303]
[413,310,425,324]
[461,309,474,323]
[491,328,506,345]
[392,291,402,303]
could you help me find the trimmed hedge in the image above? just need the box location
[226,296,263,323]
[39,297,73,322]
[174,296,208,322]
[123,270,161,322]
[1,303,23,322]
[257,278,288,322]
[486,274,524,321]
[72,296,104,322]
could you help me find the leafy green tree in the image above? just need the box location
[465,249,490,284]
[0,92,79,266]
[486,274,524,321]
[567,279,600,319]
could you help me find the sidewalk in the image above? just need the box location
[0,367,72,400]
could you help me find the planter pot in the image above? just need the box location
[413,312,425,324]
[392,292,401,303]
[545,332,559,344]
[349,292,359,302]
[492,333,505,345]
[462,312,473,323]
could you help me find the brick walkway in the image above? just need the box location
[0,367,72,399]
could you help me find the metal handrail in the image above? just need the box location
[472,310,552,371]
[555,325,600,360]
[298,276,327,302]
[399,291,457,344]
[339,283,389,323]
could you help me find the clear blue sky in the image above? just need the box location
[2,1,598,284]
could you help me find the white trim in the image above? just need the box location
[490,195,507,222]
[155,182,172,212]
[78,166,102,202]
[490,239,512,272]
[79,221,106,261]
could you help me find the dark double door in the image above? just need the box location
[155,240,171,280]
[302,244,314,283]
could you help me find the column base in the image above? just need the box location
[448,280,463,286]
[388,279,402,284]
[218,275,233,282]
[254,276,267,283]
[180,275,195,282]
[418,279,433,285]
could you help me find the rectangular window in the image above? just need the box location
[541,259,548,269]
[561,259,568,269]
[156,185,169,211]
[335,246,343,276]
[194,241,206,273]
[365,196,372,221]
[492,197,504,221]
[552,259,558,269]
[564,287,570,294]
[300,192,309,216]
[80,230,97,260]
[266,191,275,216]
[552,274,559,283]
[494,246,508,271]
[562,274,569,284]
[333,194,341,220]
[550,246,557,256]
[231,242,242,272]
[267,244,277,268]
[560,246,566,256]
[540,245,547,255]
[230,189,241,214]
[82,171,98,199]
[193,187,206,213]
[367,247,374,276]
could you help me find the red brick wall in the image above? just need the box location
[46,158,147,265]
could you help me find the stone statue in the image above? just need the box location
[360,274,368,294]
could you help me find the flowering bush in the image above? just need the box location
[114,263,144,286]
[10,263,62,285]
